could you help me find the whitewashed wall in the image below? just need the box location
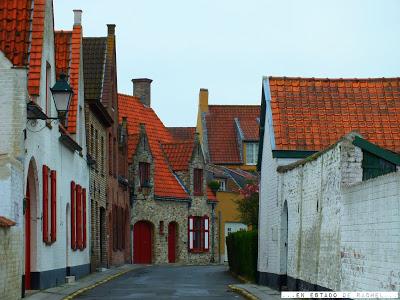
[0,51,26,300]
[341,172,400,292]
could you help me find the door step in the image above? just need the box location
[65,276,75,284]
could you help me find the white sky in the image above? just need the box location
[54,0,400,127]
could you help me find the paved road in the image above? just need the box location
[77,265,243,300]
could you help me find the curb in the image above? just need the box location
[62,268,133,300]
[228,285,260,300]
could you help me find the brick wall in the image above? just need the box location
[85,107,108,270]
[260,133,400,292]
[341,172,400,292]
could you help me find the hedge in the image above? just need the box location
[226,230,258,281]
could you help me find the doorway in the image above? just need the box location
[133,221,153,264]
[25,184,31,290]
[168,222,177,263]
[281,201,288,288]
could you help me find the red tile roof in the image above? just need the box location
[167,127,196,141]
[205,105,260,164]
[119,94,216,201]
[0,0,46,96]
[118,94,188,199]
[161,141,194,171]
[268,77,400,152]
[54,24,82,134]
[0,216,16,227]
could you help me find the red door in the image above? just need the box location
[168,222,176,263]
[133,221,152,264]
[25,184,31,290]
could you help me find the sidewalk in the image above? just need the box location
[229,283,282,300]
[25,264,142,300]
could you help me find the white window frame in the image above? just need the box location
[245,142,258,165]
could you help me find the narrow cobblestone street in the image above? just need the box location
[76,265,243,299]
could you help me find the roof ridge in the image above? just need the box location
[268,76,400,81]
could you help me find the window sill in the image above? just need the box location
[189,249,208,254]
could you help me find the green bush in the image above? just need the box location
[226,230,258,282]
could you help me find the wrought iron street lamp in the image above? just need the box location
[50,73,73,125]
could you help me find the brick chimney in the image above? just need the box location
[199,88,209,113]
[132,78,153,107]
[73,9,82,26]
[107,24,115,36]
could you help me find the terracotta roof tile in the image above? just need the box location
[118,94,188,199]
[167,127,196,141]
[0,216,16,227]
[161,141,194,171]
[268,77,400,152]
[54,24,82,134]
[205,105,260,164]
[0,0,45,96]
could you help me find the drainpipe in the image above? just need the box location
[218,210,221,263]
[211,203,215,263]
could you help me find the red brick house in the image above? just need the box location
[83,25,130,267]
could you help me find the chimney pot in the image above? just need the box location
[132,78,153,107]
[73,9,82,26]
[107,24,116,36]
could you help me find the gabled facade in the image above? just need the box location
[118,81,218,264]
[0,2,90,298]
[83,25,130,268]
[196,89,260,170]
[258,76,400,291]
[195,88,260,262]
[82,29,113,271]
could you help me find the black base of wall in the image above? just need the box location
[67,263,91,280]
[257,271,332,291]
[22,263,90,296]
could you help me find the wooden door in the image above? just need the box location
[168,222,176,263]
[133,221,152,264]
[25,184,31,290]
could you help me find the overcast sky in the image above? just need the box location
[54,0,400,127]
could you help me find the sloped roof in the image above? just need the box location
[167,127,196,141]
[82,37,107,101]
[54,24,82,134]
[205,105,260,164]
[161,141,194,171]
[118,93,188,199]
[0,0,46,95]
[267,76,400,152]
[118,94,216,201]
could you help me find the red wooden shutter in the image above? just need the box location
[71,181,76,250]
[203,215,209,251]
[42,165,49,243]
[194,169,203,196]
[76,185,82,249]
[188,216,194,252]
[50,170,57,243]
[82,188,87,249]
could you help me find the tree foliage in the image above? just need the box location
[235,181,259,228]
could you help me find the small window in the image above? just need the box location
[245,143,258,165]
[188,216,209,252]
[219,179,226,191]
[139,162,151,187]
[194,168,203,196]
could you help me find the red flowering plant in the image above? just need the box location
[235,180,259,229]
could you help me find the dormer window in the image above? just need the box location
[245,143,258,165]
[139,162,151,187]
[194,168,203,196]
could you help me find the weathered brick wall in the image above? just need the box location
[0,53,26,299]
[341,172,400,292]
[0,227,23,300]
[85,107,108,270]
